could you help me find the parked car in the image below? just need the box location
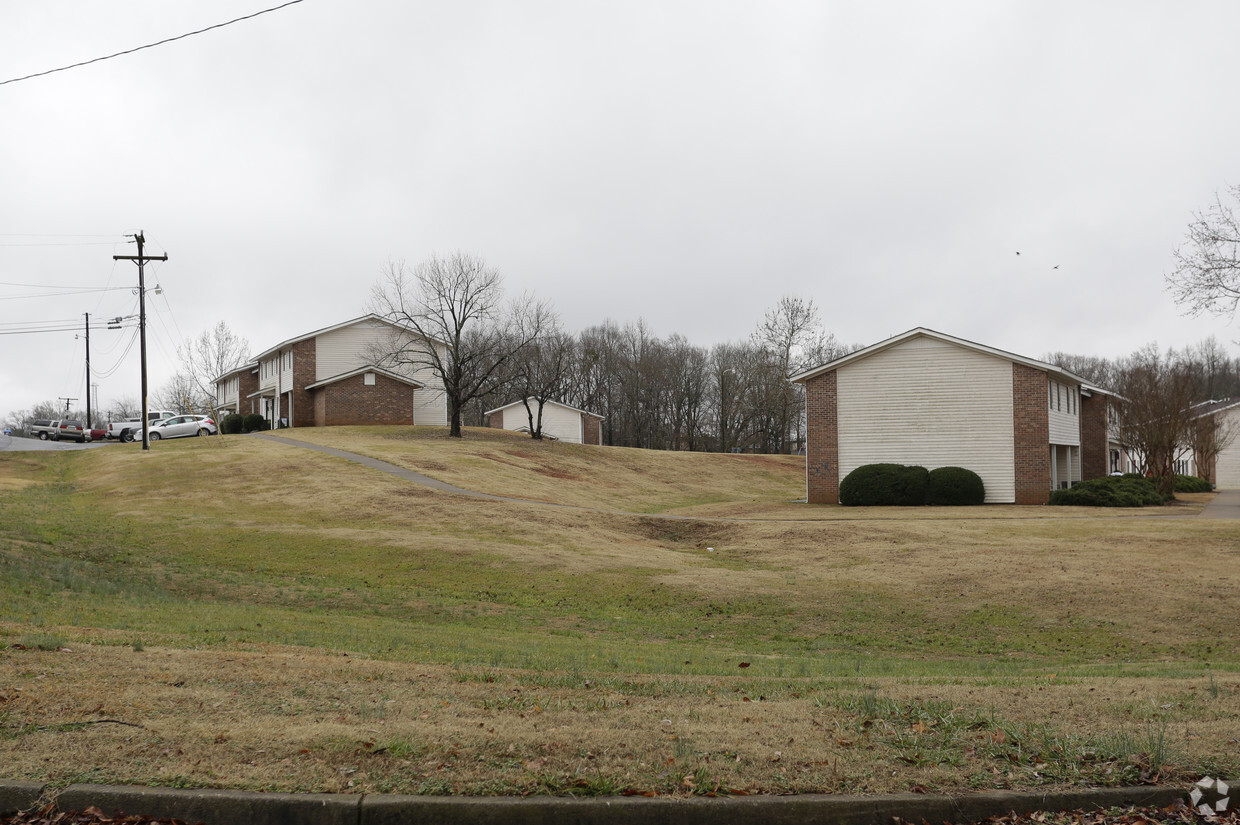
[89,428,107,441]
[28,419,61,440]
[140,415,218,441]
[55,420,91,443]
[108,410,178,442]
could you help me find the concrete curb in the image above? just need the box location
[0,781,1186,825]
[0,783,44,819]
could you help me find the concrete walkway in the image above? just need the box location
[1197,488,1240,519]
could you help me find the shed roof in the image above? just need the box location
[484,397,604,419]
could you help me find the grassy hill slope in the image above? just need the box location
[0,427,1237,796]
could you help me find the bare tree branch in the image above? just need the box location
[1167,184,1240,317]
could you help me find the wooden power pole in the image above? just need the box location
[114,231,168,451]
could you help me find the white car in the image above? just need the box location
[139,415,219,441]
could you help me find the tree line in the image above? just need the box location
[1047,337,1240,495]
[370,253,858,452]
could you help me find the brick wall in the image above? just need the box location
[238,368,259,417]
[584,414,602,446]
[316,373,414,426]
[1012,363,1051,504]
[1080,392,1109,480]
[289,339,317,428]
[487,412,505,429]
[804,370,838,504]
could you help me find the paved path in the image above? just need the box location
[1197,488,1240,519]
[257,434,1239,522]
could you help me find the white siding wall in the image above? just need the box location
[1215,409,1240,489]
[501,401,584,442]
[259,355,278,391]
[215,376,238,408]
[1048,381,1081,445]
[836,337,1016,503]
[314,321,448,426]
[279,349,292,392]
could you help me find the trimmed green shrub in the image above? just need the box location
[221,413,244,435]
[241,413,268,433]
[1049,477,1163,507]
[1174,474,1212,493]
[925,466,986,505]
[839,463,929,506]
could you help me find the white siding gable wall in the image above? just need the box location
[836,337,1016,503]
[1215,408,1240,490]
[501,401,584,442]
[314,321,448,426]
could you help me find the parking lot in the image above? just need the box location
[0,433,116,452]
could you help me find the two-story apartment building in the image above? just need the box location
[791,327,1119,505]
[214,315,447,428]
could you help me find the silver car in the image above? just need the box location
[142,415,219,441]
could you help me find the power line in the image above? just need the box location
[0,286,131,300]
[0,322,135,336]
[0,279,131,289]
[0,0,309,87]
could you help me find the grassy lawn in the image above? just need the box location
[1,426,1237,796]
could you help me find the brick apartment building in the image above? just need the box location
[791,328,1120,505]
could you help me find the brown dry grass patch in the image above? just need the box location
[4,643,1238,796]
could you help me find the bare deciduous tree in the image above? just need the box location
[154,372,210,415]
[1168,184,1240,317]
[516,335,575,439]
[178,321,251,402]
[369,252,550,438]
[1114,345,1199,497]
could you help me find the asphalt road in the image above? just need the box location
[0,433,116,452]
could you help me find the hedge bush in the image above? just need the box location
[241,413,269,433]
[925,466,986,505]
[221,413,244,435]
[839,463,929,506]
[1048,476,1163,507]
[1174,474,1212,493]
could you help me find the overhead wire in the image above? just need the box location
[0,0,309,87]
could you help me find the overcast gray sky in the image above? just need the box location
[3,1,1239,421]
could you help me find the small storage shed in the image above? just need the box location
[485,399,604,445]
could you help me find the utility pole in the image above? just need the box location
[58,397,78,415]
[83,312,92,429]
[114,231,168,451]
